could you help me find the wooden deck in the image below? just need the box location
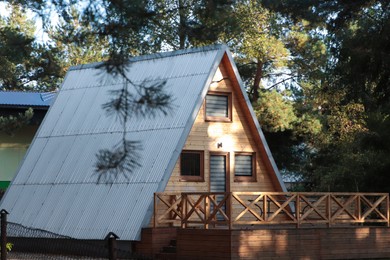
[176,226,390,259]
[154,192,390,229]
[134,192,390,259]
[139,192,390,259]
[135,226,390,259]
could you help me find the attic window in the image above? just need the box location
[180,150,204,182]
[205,92,232,122]
[234,152,256,182]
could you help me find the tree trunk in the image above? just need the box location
[178,0,186,49]
[205,0,215,17]
[252,61,263,103]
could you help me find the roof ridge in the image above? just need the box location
[69,44,227,71]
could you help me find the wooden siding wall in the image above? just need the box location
[176,227,390,260]
[134,228,177,258]
[164,62,277,194]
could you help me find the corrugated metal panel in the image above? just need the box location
[0,45,225,241]
[12,138,48,184]
[42,76,211,137]
[16,128,185,186]
[37,91,72,137]
[2,183,159,240]
[0,91,56,107]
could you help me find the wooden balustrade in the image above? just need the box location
[153,192,184,227]
[154,192,390,229]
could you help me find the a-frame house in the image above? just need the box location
[3,45,388,259]
[0,45,285,241]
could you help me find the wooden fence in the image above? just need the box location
[154,192,390,229]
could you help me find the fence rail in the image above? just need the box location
[154,192,390,229]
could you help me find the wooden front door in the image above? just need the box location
[210,153,229,220]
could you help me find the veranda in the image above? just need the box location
[135,192,390,259]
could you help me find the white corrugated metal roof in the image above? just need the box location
[0,45,286,241]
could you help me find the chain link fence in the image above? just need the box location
[1,210,149,260]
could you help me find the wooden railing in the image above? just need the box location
[154,192,390,229]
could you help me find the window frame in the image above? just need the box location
[179,150,205,182]
[205,91,232,122]
[234,152,257,182]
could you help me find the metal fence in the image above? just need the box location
[0,210,148,260]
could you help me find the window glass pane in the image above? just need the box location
[206,94,228,118]
[181,152,201,176]
[235,155,253,176]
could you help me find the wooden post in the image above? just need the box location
[205,195,209,229]
[153,193,157,228]
[106,232,119,260]
[387,194,390,227]
[296,194,300,228]
[327,194,331,227]
[229,192,233,230]
[1,209,9,260]
[263,194,267,222]
[357,194,362,224]
[181,193,187,229]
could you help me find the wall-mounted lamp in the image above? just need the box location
[217,142,223,148]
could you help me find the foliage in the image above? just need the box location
[0,242,13,253]
[254,90,297,133]
[0,3,61,91]
[0,107,34,135]
[263,0,390,192]
[313,2,390,192]
[7,242,13,252]
[47,7,110,72]
[226,2,328,182]
[146,0,237,50]
[2,0,389,191]
[0,3,113,91]
[304,107,390,192]
[231,0,289,101]
[254,87,322,175]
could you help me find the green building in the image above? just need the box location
[0,91,54,192]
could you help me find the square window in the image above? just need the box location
[205,92,232,122]
[180,151,204,182]
[234,152,256,182]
